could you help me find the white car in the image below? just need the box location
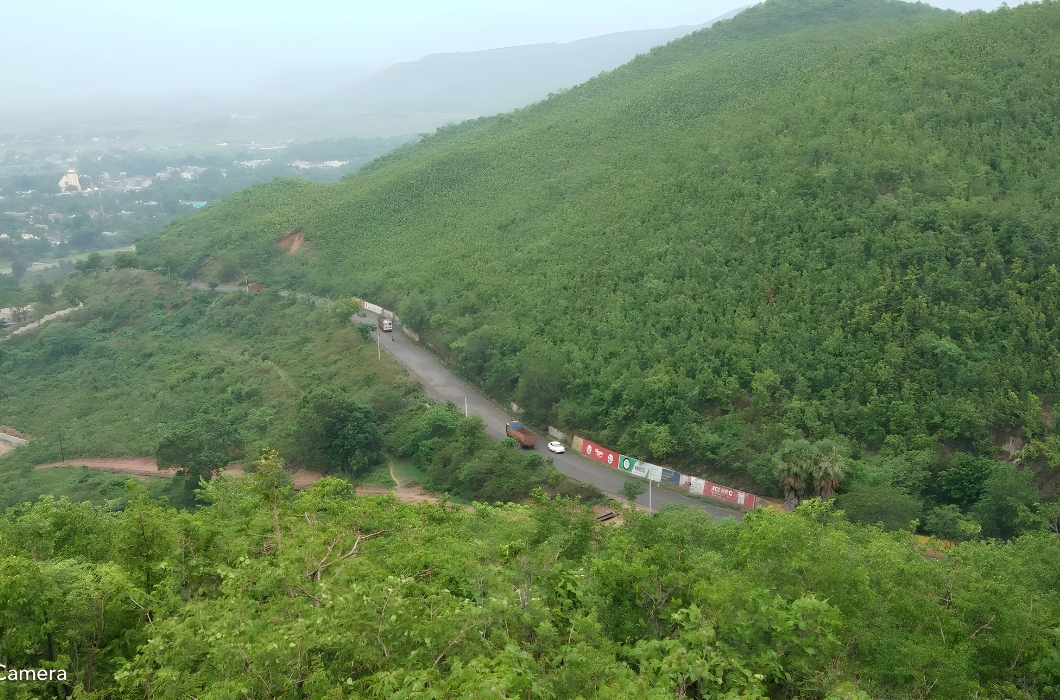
[547,441,565,454]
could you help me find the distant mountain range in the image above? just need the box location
[1,9,746,143]
[332,8,747,127]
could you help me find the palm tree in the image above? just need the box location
[775,439,814,512]
[775,439,847,511]
[810,440,845,499]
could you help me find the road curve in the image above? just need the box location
[358,312,742,520]
[182,282,742,519]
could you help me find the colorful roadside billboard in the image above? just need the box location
[703,481,757,509]
[580,439,619,469]
[571,435,759,508]
[632,462,662,482]
[660,468,682,485]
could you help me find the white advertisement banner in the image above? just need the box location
[689,477,706,496]
[362,301,383,314]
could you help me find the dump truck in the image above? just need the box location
[506,421,537,448]
[377,316,393,332]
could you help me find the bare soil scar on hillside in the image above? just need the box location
[276,229,305,253]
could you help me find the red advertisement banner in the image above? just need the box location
[580,439,619,468]
[703,481,756,509]
[572,435,759,508]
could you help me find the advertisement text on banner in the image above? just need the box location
[581,440,619,468]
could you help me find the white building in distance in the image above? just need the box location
[58,170,81,193]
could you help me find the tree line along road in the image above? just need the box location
[357,310,742,520]
[185,282,742,519]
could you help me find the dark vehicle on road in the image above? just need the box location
[505,421,537,448]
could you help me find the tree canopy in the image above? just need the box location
[134,0,1060,532]
[0,477,1057,698]
[292,386,383,475]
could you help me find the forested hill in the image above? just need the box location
[139,0,1060,518]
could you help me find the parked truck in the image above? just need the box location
[506,421,537,448]
[377,316,393,332]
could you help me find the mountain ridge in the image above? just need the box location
[140,0,1060,516]
[335,7,748,120]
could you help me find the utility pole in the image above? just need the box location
[58,428,65,465]
[648,479,652,514]
[465,397,468,417]
[377,329,380,359]
[246,275,250,293]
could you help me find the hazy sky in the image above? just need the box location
[2,0,1006,112]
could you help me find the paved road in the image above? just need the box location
[183,281,741,519]
[357,311,742,520]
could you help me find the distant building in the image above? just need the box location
[58,170,81,193]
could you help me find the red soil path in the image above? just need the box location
[34,457,321,490]
[33,457,438,503]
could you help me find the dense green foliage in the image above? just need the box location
[1,478,1058,698]
[388,405,557,503]
[292,387,384,476]
[0,466,170,514]
[0,271,409,472]
[134,0,1060,534]
[8,3,1060,694]
[0,272,554,506]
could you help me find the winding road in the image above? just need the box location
[357,311,742,520]
[182,282,742,519]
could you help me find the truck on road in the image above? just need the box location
[506,421,537,448]
[377,316,393,332]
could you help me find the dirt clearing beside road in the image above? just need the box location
[35,458,323,489]
[33,458,406,494]
[35,458,178,479]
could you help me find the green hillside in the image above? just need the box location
[138,0,1060,525]
[2,475,1059,698]
[0,272,561,509]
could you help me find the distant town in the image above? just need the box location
[0,134,412,275]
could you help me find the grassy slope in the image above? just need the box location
[0,270,566,508]
[0,270,417,505]
[0,466,170,512]
[137,0,1060,497]
[0,270,413,466]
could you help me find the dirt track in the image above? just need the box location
[35,457,179,478]
[354,484,441,505]
[32,457,325,488]
[33,457,440,503]
[3,303,83,340]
